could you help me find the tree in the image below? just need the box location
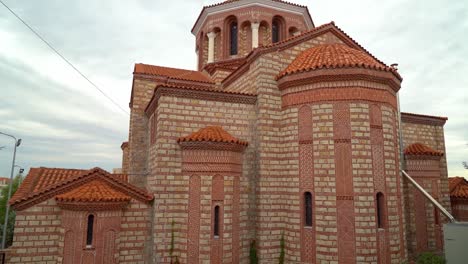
[0,174,22,248]
[463,161,468,169]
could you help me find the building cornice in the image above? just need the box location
[144,84,257,117]
[192,0,314,36]
[401,112,448,126]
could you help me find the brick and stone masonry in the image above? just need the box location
[7,1,454,263]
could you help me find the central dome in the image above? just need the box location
[277,43,394,79]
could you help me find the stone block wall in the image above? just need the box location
[8,199,62,263]
[128,78,157,188]
[222,29,406,263]
[119,200,153,264]
[147,93,257,263]
[8,198,151,264]
[451,199,468,221]
[401,114,449,259]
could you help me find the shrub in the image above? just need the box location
[416,252,446,264]
[250,240,258,264]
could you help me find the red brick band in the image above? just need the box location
[282,87,397,109]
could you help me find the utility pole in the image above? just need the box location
[0,132,21,249]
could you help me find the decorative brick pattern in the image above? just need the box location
[298,105,315,263]
[333,102,356,263]
[188,175,201,263]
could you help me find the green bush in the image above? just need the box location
[416,252,446,264]
[249,240,258,264]
[279,233,285,264]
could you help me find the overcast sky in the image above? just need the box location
[0,0,467,179]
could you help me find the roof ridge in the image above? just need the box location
[136,63,199,74]
[404,142,444,156]
[55,179,131,202]
[222,21,402,87]
[11,167,153,209]
[178,125,248,146]
[204,0,307,9]
[134,63,215,84]
[401,112,448,120]
[276,43,394,80]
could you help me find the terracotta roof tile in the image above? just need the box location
[203,57,247,74]
[404,143,444,156]
[56,180,130,202]
[178,126,248,146]
[208,0,306,9]
[277,43,395,79]
[10,167,145,207]
[134,63,214,83]
[448,177,468,199]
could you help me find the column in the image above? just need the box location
[207,32,217,63]
[251,22,260,48]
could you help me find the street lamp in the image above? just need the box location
[0,132,21,249]
[13,165,24,175]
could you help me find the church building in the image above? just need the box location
[6,0,453,263]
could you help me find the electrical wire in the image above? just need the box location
[0,0,130,116]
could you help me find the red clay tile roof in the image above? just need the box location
[277,43,395,79]
[223,22,402,87]
[215,0,306,8]
[56,180,131,202]
[404,143,444,156]
[448,177,468,199]
[178,126,248,146]
[11,168,86,203]
[134,63,214,83]
[10,167,151,208]
[193,1,313,33]
[203,57,247,75]
[121,141,129,150]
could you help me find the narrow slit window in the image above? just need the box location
[230,22,238,55]
[86,214,94,246]
[376,192,385,228]
[214,206,220,237]
[305,192,312,226]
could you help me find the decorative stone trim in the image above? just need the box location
[277,68,401,92]
[401,112,448,126]
[192,0,313,36]
[56,201,129,211]
[282,87,397,109]
[145,84,257,116]
[179,141,247,152]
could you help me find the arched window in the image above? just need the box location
[230,21,238,55]
[214,206,220,237]
[272,16,285,43]
[86,214,94,246]
[376,192,385,228]
[272,20,279,43]
[304,192,312,226]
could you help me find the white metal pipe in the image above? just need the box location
[401,170,456,223]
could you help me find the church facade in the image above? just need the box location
[6,1,453,263]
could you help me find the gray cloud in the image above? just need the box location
[0,0,467,179]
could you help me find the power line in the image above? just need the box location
[0,0,130,116]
